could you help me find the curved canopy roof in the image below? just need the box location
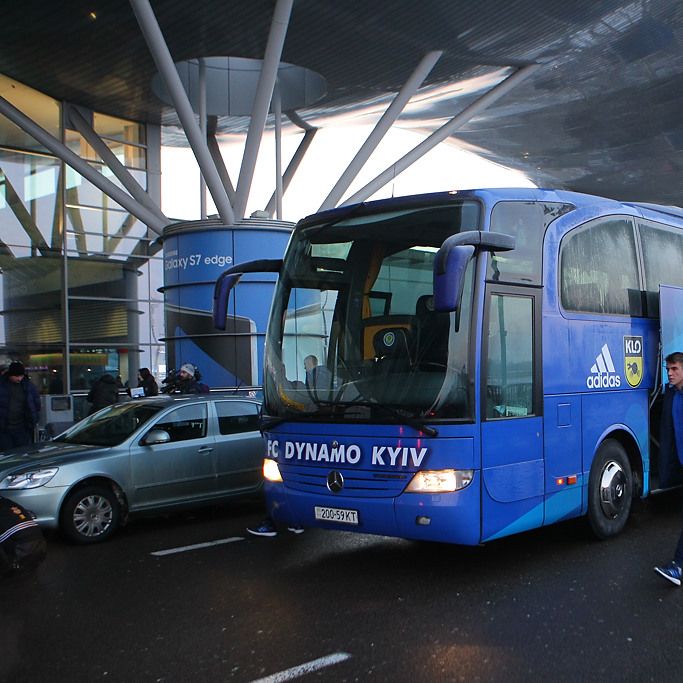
[3,0,683,205]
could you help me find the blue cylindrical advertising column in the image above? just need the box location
[161,217,293,388]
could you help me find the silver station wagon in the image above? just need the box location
[0,394,264,543]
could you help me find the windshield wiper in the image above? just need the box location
[261,401,438,437]
[259,414,290,432]
[316,399,438,437]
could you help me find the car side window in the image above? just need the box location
[154,404,208,442]
[215,401,260,435]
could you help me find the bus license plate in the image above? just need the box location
[314,506,359,525]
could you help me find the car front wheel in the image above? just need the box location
[60,485,120,544]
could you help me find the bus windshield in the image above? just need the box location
[263,201,480,423]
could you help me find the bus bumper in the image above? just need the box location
[264,475,481,546]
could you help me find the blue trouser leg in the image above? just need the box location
[675,512,683,567]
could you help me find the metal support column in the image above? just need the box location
[198,58,208,220]
[273,86,283,220]
[66,104,167,223]
[207,115,237,206]
[130,0,236,225]
[319,50,443,211]
[265,122,317,217]
[342,64,541,207]
[233,0,294,220]
[0,94,167,234]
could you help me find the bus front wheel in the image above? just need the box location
[587,439,633,539]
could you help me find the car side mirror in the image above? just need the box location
[142,429,171,445]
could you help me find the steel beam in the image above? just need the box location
[342,64,541,207]
[265,126,317,217]
[130,0,236,225]
[66,104,167,223]
[199,57,208,220]
[273,86,283,219]
[319,50,442,211]
[233,0,293,220]
[207,115,237,206]
[0,94,167,234]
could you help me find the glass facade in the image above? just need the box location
[0,74,164,404]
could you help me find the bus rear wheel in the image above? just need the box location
[587,439,633,539]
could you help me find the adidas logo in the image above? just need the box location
[586,344,621,389]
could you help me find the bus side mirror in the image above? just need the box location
[212,258,283,330]
[433,231,515,313]
[213,272,243,330]
[433,245,475,313]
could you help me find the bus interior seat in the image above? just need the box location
[373,327,413,372]
[415,294,450,365]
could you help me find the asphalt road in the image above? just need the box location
[2,492,683,683]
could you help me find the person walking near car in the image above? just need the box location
[654,351,683,586]
[137,367,159,396]
[0,494,46,577]
[0,361,41,450]
[87,373,119,415]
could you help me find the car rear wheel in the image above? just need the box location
[60,485,120,544]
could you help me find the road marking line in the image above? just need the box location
[250,653,352,683]
[150,536,244,556]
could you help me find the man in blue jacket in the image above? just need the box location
[0,361,41,450]
[655,351,683,586]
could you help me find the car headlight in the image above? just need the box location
[262,458,283,482]
[0,467,59,490]
[405,469,473,493]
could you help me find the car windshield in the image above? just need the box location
[55,401,168,447]
[264,200,479,422]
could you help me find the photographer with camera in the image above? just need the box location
[162,363,209,394]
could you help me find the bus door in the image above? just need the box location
[660,284,683,369]
[480,288,544,542]
[656,284,683,490]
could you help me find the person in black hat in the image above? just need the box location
[136,367,159,396]
[0,361,41,450]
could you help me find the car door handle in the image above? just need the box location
[198,447,213,454]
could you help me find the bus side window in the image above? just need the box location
[560,217,641,316]
[485,294,534,418]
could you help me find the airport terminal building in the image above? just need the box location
[3,0,683,428]
[0,74,164,415]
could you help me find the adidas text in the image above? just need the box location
[586,373,621,389]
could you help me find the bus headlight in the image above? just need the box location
[405,469,473,493]
[263,458,283,483]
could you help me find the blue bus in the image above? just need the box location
[213,188,683,544]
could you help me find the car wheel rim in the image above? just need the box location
[598,460,627,519]
[73,494,113,537]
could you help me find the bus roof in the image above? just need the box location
[298,188,683,229]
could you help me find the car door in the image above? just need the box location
[212,400,264,494]
[130,402,215,509]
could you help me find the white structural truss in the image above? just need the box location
[0,0,541,232]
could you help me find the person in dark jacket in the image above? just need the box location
[137,368,159,396]
[654,352,683,586]
[87,373,119,414]
[174,363,203,394]
[0,495,46,577]
[0,361,41,450]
